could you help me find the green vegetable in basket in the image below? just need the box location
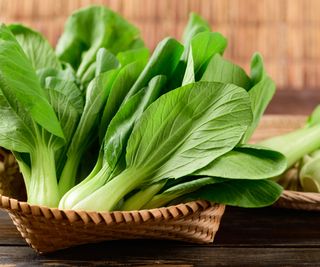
[0,6,287,211]
[0,6,147,206]
[0,25,64,207]
[56,5,145,88]
[65,80,285,211]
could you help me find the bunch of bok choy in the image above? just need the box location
[0,5,286,211]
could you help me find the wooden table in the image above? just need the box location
[1,90,320,266]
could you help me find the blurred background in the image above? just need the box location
[0,0,319,90]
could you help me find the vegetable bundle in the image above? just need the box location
[0,6,286,211]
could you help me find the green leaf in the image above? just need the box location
[80,48,120,90]
[126,81,252,180]
[56,6,143,79]
[99,60,145,137]
[182,12,211,60]
[8,24,61,70]
[241,54,275,142]
[58,69,119,195]
[0,90,35,152]
[37,65,77,88]
[187,179,283,207]
[183,13,211,44]
[0,24,64,139]
[242,76,276,142]
[143,176,224,209]
[45,78,83,175]
[195,144,287,179]
[306,105,320,127]
[182,49,195,85]
[201,54,251,90]
[46,89,80,174]
[68,69,119,157]
[104,75,167,169]
[250,52,266,86]
[95,48,119,76]
[117,47,150,67]
[45,77,84,114]
[182,32,227,85]
[122,37,184,103]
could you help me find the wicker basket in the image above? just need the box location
[0,149,225,253]
[0,195,224,253]
[252,115,320,211]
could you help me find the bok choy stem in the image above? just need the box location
[121,181,166,211]
[72,169,143,211]
[58,153,82,197]
[28,142,60,207]
[259,123,320,169]
[58,153,104,209]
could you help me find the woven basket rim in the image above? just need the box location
[0,194,219,225]
[281,190,320,204]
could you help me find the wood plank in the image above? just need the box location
[1,206,319,247]
[0,246,319,266]
[216,207,320,247]
[0,212,25,245]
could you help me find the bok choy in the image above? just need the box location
[0,6,286,211]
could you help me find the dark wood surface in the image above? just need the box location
[1,90,320,266]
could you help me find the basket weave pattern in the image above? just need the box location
[0,195,224,253]
[274,191,320,211]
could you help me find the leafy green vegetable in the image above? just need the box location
[0,6,285,211]
[250,52,265,86]
[142,177,223,209]
[122,37,184,102]
[58,69,120,196]
[182,32,227,85]
[201,54,251,90]
[0,25,65,207]
[8,24,61,70]
[99,60,145,139]
[0,25,64,139]
[56,6,144,79]
[306,105,320,127]
[185,179,283,208]
[117,47,150,67]
[72,81,252,211]
[104,75,167,169]
[45,77,83,176]
[194,145,287,179]
[242,54,276,142]
[36,62,77,87]
[182,12,211,60]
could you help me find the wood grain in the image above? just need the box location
[0,207,320,266]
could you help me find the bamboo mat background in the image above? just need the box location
[0,0,319,90]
